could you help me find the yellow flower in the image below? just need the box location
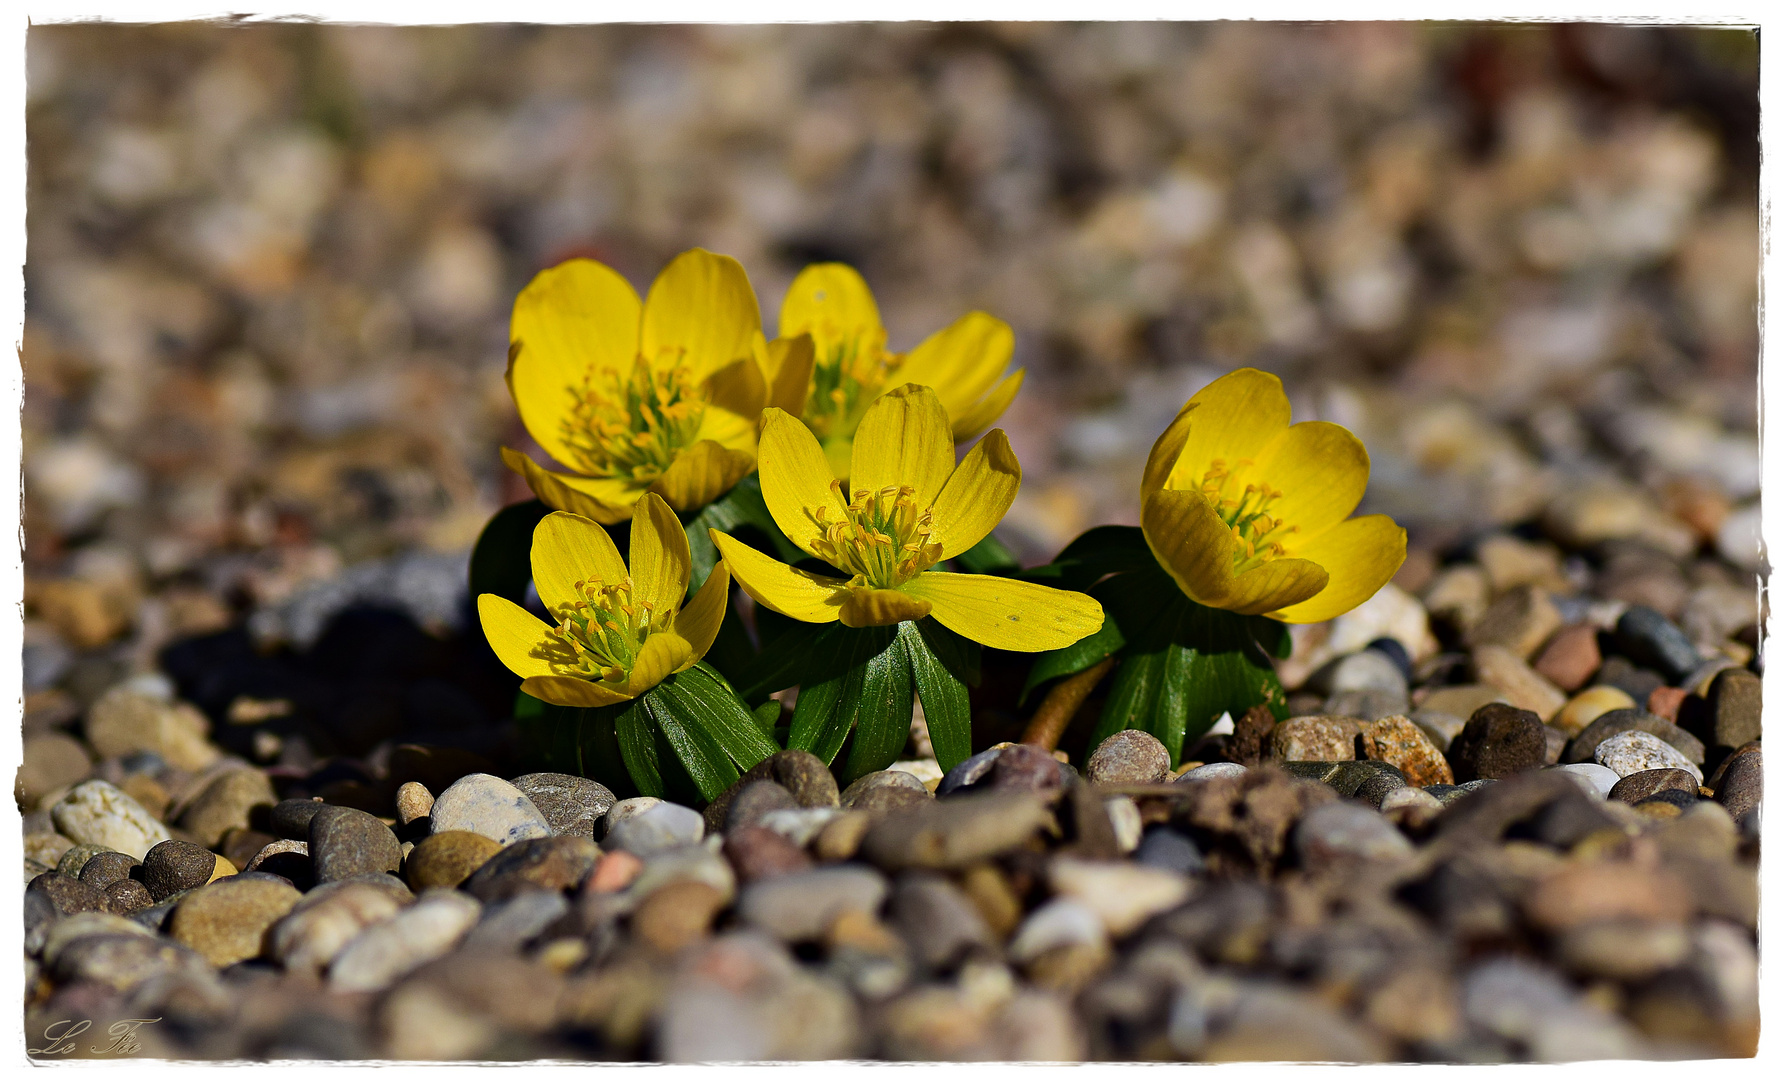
[1139,368,1406,623]
[711,384,1103,651]
[770,263,1025,477]
[502,249,770,523]
[478,493,731,708]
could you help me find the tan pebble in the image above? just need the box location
[812,810,874,862]
[538,938,588,973]
[959,863,1024,939]
[632,880,725,952]
[395,781,435,826]
[1551,686,1636,738]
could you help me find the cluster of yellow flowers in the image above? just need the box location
[482,248,1406,710]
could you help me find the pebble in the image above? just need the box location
[605,802,706,857]
[1104,796,1142,852]
[510,772,617,838]
[1135,828,1204,875]
[84,683,220,772]
[168,875,303,966]
[1712,747,1761,821]
[1264,716,1355,762]
[584,848,644,893]
[142,839,223,900]
[1615,606,1701,680]
[394,782,435,826]
[1294,800,1414,867]
[38,911,156,966]
[1466,584,1564,659]
[17,733,92,807]
[309,805,402,883]
[722,825,812,883]
[1007,898,1106,963]
[104,878,155,913]
[49,779,173,860]
[1556,920,1691,980]
[428,773,553,846]
[463,890,572,950]
[270,797,329,839]
[1555,763,1619,798]
[1177,762,1247,783]
[245,839,313,887]
[1607,768,1700,804]
[859,791,1053,871]
[404,830,503,890]
[270,881,410,974]
[1085,729,1172,784]
[1646,685,1688,722]
[725,780,801,831]
[987,743,1068,796]
[1564,708,1704,766]
[840,770,930,809]
[48,932,210,994]
[1532,623,1602,691]
[77,850,141,891]
[889,875,994,967]
[633,881,728,952]
[1378,786,1442,813]
[179,768,277,848]
[1447,703,1547,781]
[1463,957,1645,1060]
[755,806,844,846]
[329,890,482,992]
[1523,861,1693,931]
[1550,685,1637,738]
[627,845,737,904]
[934,744,1008,796]
[1593,731,1703,783]
[736,865,889,941]
[1308,648,1410,698]
[1323,688,1409,721]
[1471,645,1567,720]
[1359,714,1453,786]
[1049,857,1193,935]
[1700,668,1761,749]
[754,749,844,808]
[462,835,602,902]
[599,796,664,837]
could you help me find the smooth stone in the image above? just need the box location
[462,890,571,950]
[18,733,92,807]
[329,890,481,992]
[934,745,1008,796]
[29,871,112,916]
[627,845,737,904]
[510,773,616,838]
[725,780,800,832]
[1177,762,1247,783]
[1593,656,1668,705]
[1358,715,1453,787]
[1105,796,1143,853]
[49,780,172,860]
[1324,688,1410,722]
[84,683,219,771]
[1378,786,1442,814]
[1471,645,1566,721]
[1564,708,1704,766]
[168,876,303,966]
[141,840,222,901]
[1294,801,1413,867]
[1713,748,1762,821]
[605,802,705,857]
[1523,860,1692,931]
[1466,585,1563,660]
[632,881,728,952]
[48,932,210,994]
[1007,898,1106,963]
[394,782,435,826]
[1134,827,1204,875]
[840,770,929,810]
[1448,703,1547,781]
[1551,685,1637,739]
[1307,649,1410,698]
[599,797,664,838]
[858,791,1053,871]
[104,878,155,913]
[462,835,602,902]
[1608,768,1700,804]
[179,768,277,848]
[703,749,842,832]
[39,912,155,967]
[404,831,503,891]
[1265,716,1355,762]
[1555,763,1619,798]
[1462,957,1645,1060]
[1593,732,1703,783]
[755,807,843,847]
[1049,857,1193,935]
[1085,729,1172,784]
[888,874,994,967]
[723,825,813,883]
[1556,920,1692,980]
[1699,668,1761,749]
[1615,606,1700,680]
[429,773,552,847]
[736,865,889,942]
[309,805,403,884]
[1365,637,1414,679]
[77,850,141,891]
[987,743,1069,796]
[271,880,411,974]
[1418,685,1508,727]
[270,798,329,839]
[1533,623,1602,692]
[244,840,313,888]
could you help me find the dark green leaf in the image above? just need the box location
[699,598,757,685]
[681,473,805,592]
[787,625,898,766]
[653,663,781,771]
[1249,614,1293,660]
[1014,525,1155,591]
[734,619,863,705]
[752,700,781,734]
[468,500,550,604]
[646,695,740,803]
[950,531,1021,576]
[839,633,917,784]
[906,621,972,773]
[613,698,665,798]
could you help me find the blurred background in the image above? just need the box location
[22,21,1760,707]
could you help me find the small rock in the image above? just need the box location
[1447,704,1547,781]
[934,744,1008,796]
[1615,606,1701,681]
[462,835,602,902]
[755,806,844,846]
[1177,762,1247,783]
[84,683,219,772]
[1462,956,1645,1060]
[38,911,155,966]
[50,779,172,860]
[404,831,503,891]
[889,874,994,967]
[988,743,1067,796]
[510,772,616,838]
[1007,898,1106,963]
[705,749,842,830]
[1608,768,1700,805]
[1646,685,1688,722]
[584,848,643,893]
[271,880,410,974]
[394,782,435,826]
[1466,585,1563,659]
[858,791,1053,871]
[1524,860,1693,931]
[1700,668,1762,750]
[1359,715,1453,786]
[605,802,705,857]
[309,805,402,884]
[1556,920,1691,980]
[17,733,91,807]
[330,890,481,992]
[1294,801,1413,867]
[627,845,737,904]
[29,871,112,916]
[1049,857,1193,935]
[179,768,277,849]
[1085,730,1172,784]
[48,932,210,994]
[633,881,727,952]
[599,796,663,837]
[1712,747,1762,821]
[169,876,303,966]
[1379,786,1442,814]
[1550,685,1637,738]
[141,840,222,901]
[725,780,800,832]
[723,825,812,883]
[1134,827,1204,875]
[1224,706,1276,767]
[1265,716,1355,762]
[26,831,76,872]
[54,843,112,879]
[1533,623,1602,691]
[428,773,552,847]
[1564,708,1705,766]
[270,797,328,839]
[1555,763,1619,798]
[244,840,313,887]
[840,770,929,810]
[1594,731,1703,783]
[736,865,889,942]
[1104,796,1143,852]
[1471,645,1566,721]
[462,890,572,950]
[77,850,141,891]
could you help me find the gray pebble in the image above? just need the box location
[309,805,403,884]
[605,802,705,857]
[1593,731,1703,783]
[510,772,616,838]
[429,773,553,846]
[1086,729,1172,784]
[462,890,571,950]
[1135,827,1204,875]
[1294,801,1413,866]
[599,797,663,838]
[1614,606,1700,681]
[736,865,889,941]
[1176,762,1247,783]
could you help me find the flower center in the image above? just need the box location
[559,354,706,481]
[802,326,900,444]
[535,576,666,683]
[808,480,943,590]
[1199,458,1300,574]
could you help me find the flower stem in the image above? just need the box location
[1020,657,1116,751]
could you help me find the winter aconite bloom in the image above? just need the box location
[711,385,1103,650]
[1140,368,1406,623]
[502,249,769,523]
[478,493,730,707]
[773,263,1024,477]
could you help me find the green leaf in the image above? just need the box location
[646,695,740,803]
[1014,525,1155,591]
[613,698,665,798]
[752,700,781,733]
[699,598,757,685]
[905,621,973,773]
[733,619,861,705]
[1249,614,1293,660]
[681,473,805,592]
[839,633,917,784]
[787,625,898,765]
[1018,587,1127,706]
[468,499,551,604]
[950,531,1021,576]
[653,663,781,771]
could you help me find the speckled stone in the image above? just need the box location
[840,770,930,810]
[404,830,503,890]
[1086,730,1173,784]
[50,780,173,861]
[104,878,155,914]
[142,840,223,901]
[1563,709,1704,767]
[1265,716,1356,762]
[510,772,617,838]
[725,780,801,832]
[1607,768,1700,805]
[309,805,403,883]
[1593,731,1703,783]
[1713,747,1762,822]
[168,875,303,966]
[77,850,141,891]
[395,782,435,826]
[1447,704,1547,782]
[429,773,553,846]
[1359,715,1453,787]
[178,767,277,849]
[30,872,113,916]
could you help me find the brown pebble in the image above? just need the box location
[632,881,726,952]
[1533,624,1601,692]
[104,878,155,913]
[1646,686,1688,723]
[1266,716,1356,762]
[813,811,874,862]
[1226,705,1277,767]
[722,825,811,883]
[1086,730,1172,784]
[1608,768,1700,805]
[959,863,1023,939]
[1359,716,1452,787]
[403,830,501,890]
[395,782,435,826]
[1524,861,1693,931]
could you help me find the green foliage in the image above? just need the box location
[681,473,804,592]
[950,532,1021,576]
[468,499,551,604]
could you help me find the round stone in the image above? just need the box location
[29,872,112,916]
[1555,763,1619,798]
[1086,730,1172,784]
[77,850,140,891]
[18,733,91,807]
[142,840,222,901]
[461,835,602,903]
[510,772,616,838]
[600,797,663,838]
[178,768,277,849]
[55,843,113,879]
[271,880,411,975]
[104,878,155,914]
[1359,715,1453,787]
[1176,762,1247,783]
[404,830,503,891]
[1294,801,1414,867]
[1265,716,1355,762]
[1713,748,1762,821]
[395,782,435,826]
[1447,704,1546,781]
[1593,731,1703,783]
[1608,768,1700,805]
[736,865,889,942]
[1564,709,1705,766]
[722,825,813,883]
[839,770,928,810]
[725,780,800,832]
[605,802,705,857]
[168,876,303,967]
[633,880,728,952]
[309,805,403,883]
[329,891,482,993]
[429,773,552,847]
[988,744,1067,796]
[50,779,173,860]
[1551,686,1637,739]
[270,798,329,840]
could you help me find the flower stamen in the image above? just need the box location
[807,483,943,590]
[534,576,668,683]
[558,354,706,481]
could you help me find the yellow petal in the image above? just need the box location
[673,561,731,665]
[838,587,933,628]
[710,530,847,623]
[624,631,691,696]
[822,437,853,480]
[1163,368,1292,493]
[1249,421,1370,539]
[477,594,558,680]
[1220,559,1331,617]
[649,440,755,513]
[1268,515,1408,624]
[929,429,1020,559]
[904,571,1104,652]
[1141,487,1239,607]
[703,356,768,421]
[849,384,955,508]
[1141,401,1199,504]
[764,333,816,417]
[693,405,758,453]
[508,259,642,470]
[641,249,761,381]
[532,510,630,614]
[895,310,1015,406]
[627,492,690,616]
[948,369,1024,441]
[502,447,641,524]
[779,263,881,342]
[757,408,848,558]
[521,675,634,708]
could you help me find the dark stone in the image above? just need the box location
[1615,607,1701,681]
[888,874,994,969]
[849,785,932,816]
[307,805,401,884]
[722,825,812,883]
[77,851,141,891]
[1635,789,1697,812]
[724,780,800,832]
[104,879,155,914]
[142,840,221,901]
[28,872,111,916]
[1226,705,1278,768]
[1135,827,1204,875]
[1698,669,1761,750]
[702,749,840,832]
[988,743,1067,797]
[935,745,1006,796]
[1422,784,1462,805]
[219,828,281,873]
[1365,638,1413,680]
[462,835,602,903]
[1608,768,1700,805]
[509,773,616,838]
[270,798,328,841]
[1448,704,1547,781]
[1593,656,1667,704]
[1563,709,1705,766]
[1525,789,1623,848]
[1713,748,1762,822]
[1431,770,1578,846]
